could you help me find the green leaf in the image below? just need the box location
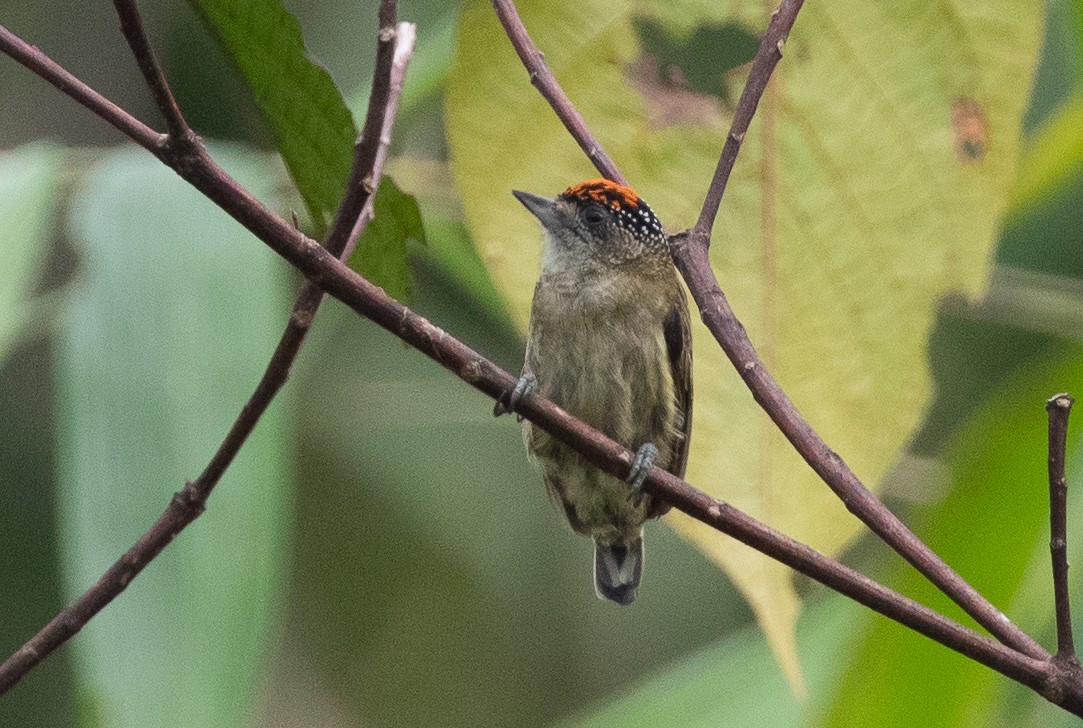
[349,176,425,300]
[446,0,1042,680]
[0,341,77,728]
[1008,93,1083,221]
[0,143,64,363]
[820,346,1083,727]
[187,0,354,233]
[418,210,512,322]
[57,146,291,727]
[188,0,420,296]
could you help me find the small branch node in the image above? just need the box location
[379,25,397,43]
[459,359,483,383]
[290,308,316,329]
[1048,393,1076,411]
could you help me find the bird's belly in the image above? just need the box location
[522,286,683,540]
[541,325,672,444]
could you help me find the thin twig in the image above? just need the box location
[1047,393,1076,661]
[489,0,626,185]
[112,0,194,144]
[0,4,414,692]
[664,0,1047,659]
[692,0,799,240]
[326,0,403,260]
[2,9,1083,717]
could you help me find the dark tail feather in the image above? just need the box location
[593,535,643,606]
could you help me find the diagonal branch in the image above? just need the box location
[0,1,414,693]
[691,0,798,240]
[668,0,1046,660]
[487,0,1047,660]
[2,6,1082,716]
[490,0,625,185]
[325,0,404,260]
[0,23,161,151]
[1047,393,1077,662]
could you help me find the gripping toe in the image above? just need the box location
[626,443,659,490]
[494,373,537,418]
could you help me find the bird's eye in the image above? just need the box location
[583,206,606,225]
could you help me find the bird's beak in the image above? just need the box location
[512,190,560,232]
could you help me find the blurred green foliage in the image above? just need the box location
[0,144,64,361]
[55,147,291,728]
[821,349,1083,727]
[1,0,1083,727]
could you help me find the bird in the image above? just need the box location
[494,178,693,605]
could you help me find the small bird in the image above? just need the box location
[495,178,693,605]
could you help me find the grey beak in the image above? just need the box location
[513,190,560,231]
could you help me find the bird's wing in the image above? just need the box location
[663,283,693,480]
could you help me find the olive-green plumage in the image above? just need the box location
[510,179,692,605]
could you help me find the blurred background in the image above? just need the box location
[1,0,1083,726]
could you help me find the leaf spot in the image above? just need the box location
[951,97,987,162]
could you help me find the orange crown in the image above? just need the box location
[561,178,642,210]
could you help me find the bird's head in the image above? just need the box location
[513,179,668,272]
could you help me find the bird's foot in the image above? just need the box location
[627,443,659,490]
[494,373,537,421]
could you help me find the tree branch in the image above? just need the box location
[2,4,1082,716]
[669,0,1046,660]
[485,0,1047,660]
[489,0,626,185]
[111,0,194,145]
[0,2,414,693]
[0,23,160,151]
[691,0,798,240]
[1047,394,1077,662]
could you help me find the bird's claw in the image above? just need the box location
[627,443,659,490]
[494,373,537,421]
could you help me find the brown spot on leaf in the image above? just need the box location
[951,97,987,162]
[626,53,722,129]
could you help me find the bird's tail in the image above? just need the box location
[593,534,643,606]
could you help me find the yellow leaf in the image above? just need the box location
[446,0,1042,685]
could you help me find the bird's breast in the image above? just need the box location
[526,277,676,447]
